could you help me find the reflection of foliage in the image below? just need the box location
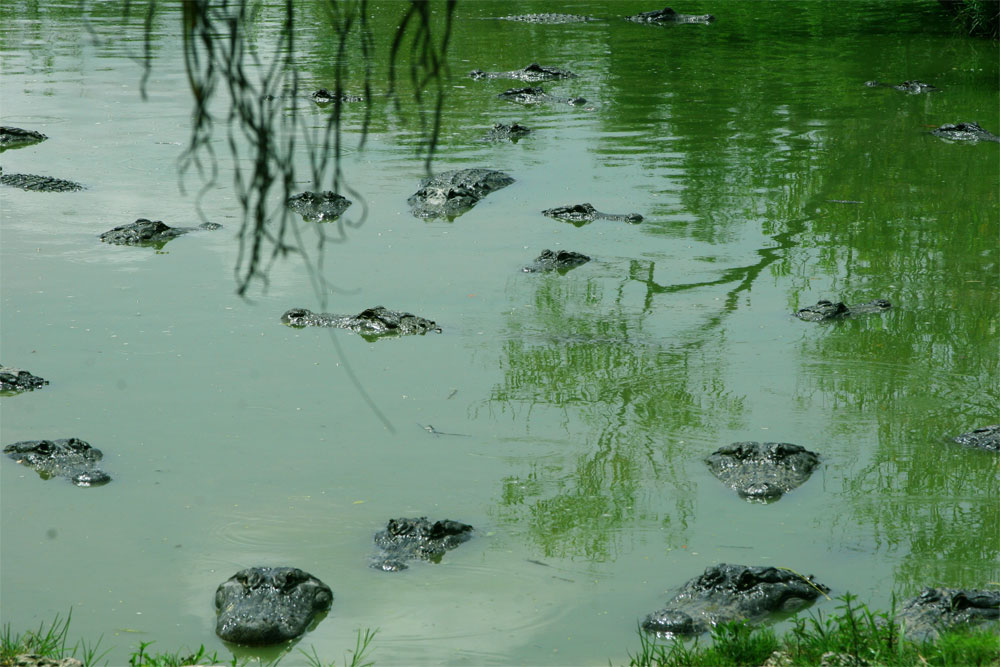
[785,103,999,590]
[489,276,746,425]
[487,275,743,560]
[577,0,999,585]
[799,310,1000,591]
[479,0,998,574]
[124,0,455,295]
[626,212,799,314]
[494,429,698,562]
[843,430,999,591]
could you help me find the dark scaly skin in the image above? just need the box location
[0,126,48,151]
[370,517,474,572]
[930,122,1000,143]
[705,441,820,502]
[281,306,441,339]
[215,567,333,645]
[497,13,596,24]
[310,88,365,104]
[498,86,587,107]
[897,588,1000,640]
[469,63,576,82]
[0,167,83,192]
[864,79,938,94]
[542,203,643,226]
[643,564,829,636]
[0,365,48,393]
[523,249,591,273]
[407,168,515,220]
[626,7,716,24]
[286,191,352,221]
[794,298,891,322]
[4,438,111,487]
[952,425,1000,452]
[99,219,221,247]
[481,123,532,143]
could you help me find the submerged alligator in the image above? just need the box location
[311,88,365,104]
[4,438,111,487]
[0,167,83,192]
[371,517,474,572]
[281,306,441,339]
[930,122,1000,143]
[542,203,643,226]
[626,7,716,24]
[896,588,1000,640]
[1,127,82,190]
[470,63,576,82]
[408,168,515,219]
[523,249,591,273]
[498,86,587,107]
[0,365,48,393]
[642,564,830,636]
[481,123,532,143]
[497,13,596,23]
[794,298,891,322]
[215,567,333,645]
[705,442,821,502]
[0,126,47,151]
[286,191,352,221]
[99,219,222,248]
[952,425,1000,452]
[864,79,938,94]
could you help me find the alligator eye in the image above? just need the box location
[950,592,982,611]
[314,589,332,608]
[275,569,307,591]
[238,570,263,590]
[736,570,759,590]
[66,439,90,453]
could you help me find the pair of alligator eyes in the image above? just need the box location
[237,570,308,591]
[30,438,89,452]
[18,440,81,458]
[30,439,92,456]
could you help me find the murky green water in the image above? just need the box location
[2,1,997,665]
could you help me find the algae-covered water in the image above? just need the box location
[1,1,997,665]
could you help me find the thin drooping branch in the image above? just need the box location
[109,0,458,432]
[116,0,455,295]
[388,0,456,171]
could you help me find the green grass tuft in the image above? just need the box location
[1,610,109,667]
[2,613,378,667]
[621,594,1000,667]
[128,640,233,666]
[941,0,1000,39]
[300,628,378,667]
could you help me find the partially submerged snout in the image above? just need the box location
[215,567,333,645]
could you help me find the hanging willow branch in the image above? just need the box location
[117,0,455,296]
[104,0,456,431]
